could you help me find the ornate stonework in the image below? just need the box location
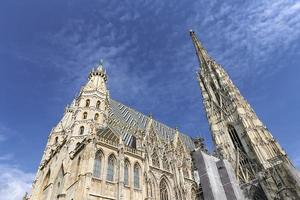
[27,31,300,200]
[190,30,300,200]
[28,63,197,200]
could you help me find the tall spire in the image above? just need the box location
[190,30,300,199]
[189,30,211,69]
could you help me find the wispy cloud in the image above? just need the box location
[190,0,300,81]
[0,164,34,200]
[0,153,14,161]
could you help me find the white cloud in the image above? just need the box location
[0,153,13,161]
[190,0,300,80]
[0,164,34,200]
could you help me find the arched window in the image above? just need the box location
[55,137,58,144]
[96,100,101,109]
[124,160,130,186]
[94,113,99,120]
[83,112,88,119]
[107,154,116,182]
[134,163,140,188]
[210,82,221,105]
[85,99,90,107]
[75,156,81,178]
[93,150,103,178]
[160,179,169,200]
[162,153,170,171]
[152,151,160,168]
[79,126,84,135]
[228,125,245,152]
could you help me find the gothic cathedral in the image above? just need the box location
[27,31,300,200]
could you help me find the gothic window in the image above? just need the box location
[93,150,103,178]
[83,112,88,119]
[228,125,245,152]
[85,99,90,107]
[124,160,130,186]
[160,179,169,200]
[162,154,170,171]
[134,163,141,188]
[55,136,58,144]
[94,113,99,120]
[75,156,81,178]
[96,100,101,109]
[107,154,116,182]
[79,126,84,135]
[210,82,221,105]
[152,151,160,168]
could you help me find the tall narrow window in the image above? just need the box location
[160,179,169,200]
[124,160,130,186]
[83,112,88,119]
[85,99,90,107]
[107,155,115,182]
[134,163,140,188]
[96,100,101,109]
[152,151,160,168]
[228,125,245,152]
[79,126,84,135]
[210,82,221,105]
[55,137,58,144]
[93,150,102,178]
[94,113,99,120]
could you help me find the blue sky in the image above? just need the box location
[0,0,300,198]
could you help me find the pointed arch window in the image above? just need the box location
[107,154,116,182]
[85,99,90,107]
[160,179,169,200]
[83,112,88,119]
[152,151,160,168]
[134,163,141,188]
[210,82,221,105]
[75,156,81,178]
[228,125,245,152]
[55,136,58,144]
[94,113,99,120]
[93,150,103,178]
[124,160,130,186]
[96,100,101,109]
[79,126,84,135]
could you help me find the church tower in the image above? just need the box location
[190,30,300,199]
[29,63,110,200]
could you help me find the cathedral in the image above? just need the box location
[27,31,300,200]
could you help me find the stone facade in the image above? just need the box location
[28,65,199,200]
[27,30,300,200]
[190,30,300,199]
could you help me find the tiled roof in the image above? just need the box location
[108,99,195,150]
